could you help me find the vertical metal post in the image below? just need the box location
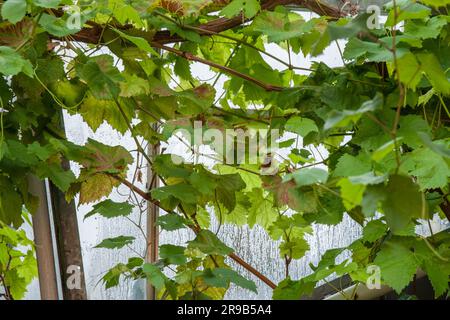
[49,158,87,300]
[28,175,59,300]
[146,54,161,300]
[146,139,159,300]
[47,111,87,300]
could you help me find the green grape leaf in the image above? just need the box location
[4,270,28,299]
[348,172,387,185]
[35,162,76,192]
[15,251,37,283]
[0,46,33,77]
[159,244,187,265]
[285,168,329,187]
[279,236,309,259]
[188,170,218,196]
[177,84,215,114]
[247,188,277,228]
[419,0,450,7]
[343,38,397,62]
[371,138,403,163]
[76,55,124,100]
[0,177,24,228]
[157,214,187,231]
[374,238,419,293]
[108,0,144,26]
[102,263,125,289]
[401,148,450,190]
[362,220,388,242]
[38,13,81,37]
[142,263,166,290]
[418,133,450,159]
[285,116,318,137]
[221,0,260,19]
[420,252,450,298]
[386,2,431,26]
[113,29,159,56]
[84,199,133,220]
[215,173,246,212]
[119,74,150,97]
[202,268,257,293]
[0,243,8,265]
[79,95,130,133]
[396,53,422,90]
[404,16,447,39]
[337,178,365,211]
[244,10,309,42]
[188,230,233,256]
[151,183,199,204]
[153,154,191,179]
[27,142,53,161]
[273,277,315,300]
[1,0,27,24]
[333,154,372,177]
[324,93,383,130]
[126,257,143,269]
[382,175,424,233]
[416,53,450,95]
[95,236,135,249]
[327,14,370,41]
[314,192,345,225]
[34,0,61,8]
[397,115,430,149]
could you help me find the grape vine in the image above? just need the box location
[0,0,449,300]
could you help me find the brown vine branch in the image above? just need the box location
[112,175,277,289]
[153,42,284,92]
[228,253,277,289]
[41,0,343,91]
[440,201,450,222]
[152,11,314,72]
[430,188,450,221]
[0,274,12,300]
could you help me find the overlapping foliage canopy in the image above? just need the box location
[0,0,449,300]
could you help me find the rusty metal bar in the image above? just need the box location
[47,111,87,300]
[28,175,59,300]
[145,138,160,300]
[48,159,87,300]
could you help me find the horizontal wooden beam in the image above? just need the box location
[61,0,341,45]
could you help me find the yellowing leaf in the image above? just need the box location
[79,173,118,205]
[119,74,150,97]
